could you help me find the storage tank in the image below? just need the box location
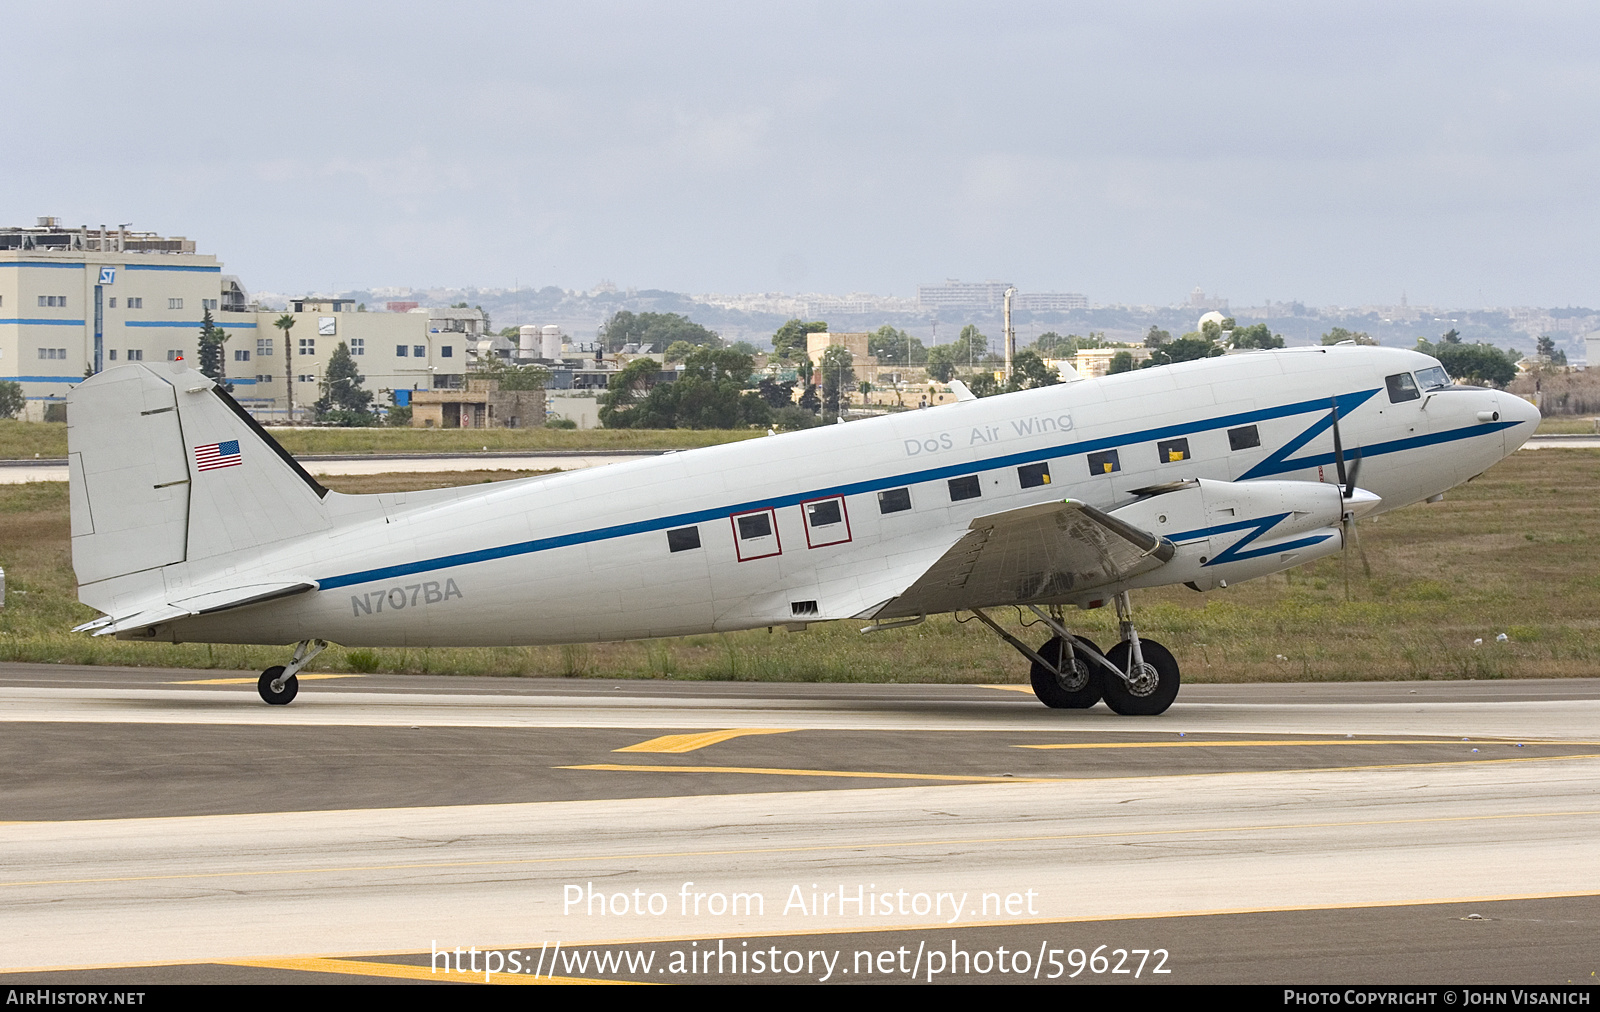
[542,325,562,361]
[518,326,539,361]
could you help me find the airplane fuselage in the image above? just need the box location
[141,346,1534,648]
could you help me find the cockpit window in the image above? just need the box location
[1386,372,1420,403]
[1415,366,1450,390]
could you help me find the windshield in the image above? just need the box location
[1416,365,1451,390]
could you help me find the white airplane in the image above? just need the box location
[65,345,1536,714]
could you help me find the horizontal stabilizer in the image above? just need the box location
[80,581,316,636]
[875,499,1173,619]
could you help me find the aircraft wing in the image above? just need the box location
[72,581,317,637]
[873,500,1174,619]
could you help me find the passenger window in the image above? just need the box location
[666,526,701,552]
[730,508,781,561]
[1157,438,1191,463]
[1087,449,1120,475]
[878,487,912,513]
[1017,462,1051,489]
[948,475,982,501]
[737,514,771,539]
[1386,372,1420,403]
[1228,425,1260,451]
[802,496,851,548]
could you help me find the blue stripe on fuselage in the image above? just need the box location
[313,388,1510,591]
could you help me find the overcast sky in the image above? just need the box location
[9,2,1598,308]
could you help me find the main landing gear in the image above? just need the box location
[257,639,327,705]
[970,592,1180,715]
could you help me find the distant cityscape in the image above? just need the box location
[254,279,1598,363]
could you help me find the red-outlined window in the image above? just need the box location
[730,507,782,561]
[801,495,852,549]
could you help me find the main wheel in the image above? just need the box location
[1101,638,1180,716]
[258,665,298,705]
[1029,636,1105,709]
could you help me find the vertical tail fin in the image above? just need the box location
[69,363,332,609]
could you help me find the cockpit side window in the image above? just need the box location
[1415,366,1450,390]
[1386,372,1421,403]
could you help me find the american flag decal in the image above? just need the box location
[194,439,242,472]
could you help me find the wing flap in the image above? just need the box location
[874,500,1173,619]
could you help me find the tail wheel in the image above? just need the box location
[257,666,298,705]
[1101,639,1180,716]
[1029,636,1105,709]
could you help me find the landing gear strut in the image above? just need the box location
[1101,593,1180,715]
[972,593,1181,715]
[257,639,327,705]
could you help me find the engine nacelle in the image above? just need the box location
[1110,478,1347,592]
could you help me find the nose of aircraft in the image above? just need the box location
[1497,391,1541,454]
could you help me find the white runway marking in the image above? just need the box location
[4,760,1598,969]
[5,684,1600,739]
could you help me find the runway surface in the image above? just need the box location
[2,664,1598,985]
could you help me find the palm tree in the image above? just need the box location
[274,314,296,421]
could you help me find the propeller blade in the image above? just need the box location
[1348,512,1373,579]
[1330,400,1348,490]
[1342,518,1352,601]
[1344,451,1363,501]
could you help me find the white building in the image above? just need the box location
[0,217,478,420]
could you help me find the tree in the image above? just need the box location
[771,319,828,360]
[868,325,925,366]
[664,340,698,363]
[600,311,719,353]
[1107,351,1136,375]
[601,349,768,430]
[598,358,663,427]
[952,324,988,369]
[1031,331,1104,357]
[966,371,1002,397]
[0,380,24,419]
[1536,335,1568,366]
[1006,350,1060,391]
[274,314,297,421]
[1144,327,1172,348]
[925,344,959,383]
[1231,323,1285,349]
[1321,327,1375,346]
[313,341,376,425]
[1415,337,1518,387]
[819,345,855,417]
[755,376,795,409]
[1440,328,1462,345]
[197,309,232,391]
[1142,335,1224,368]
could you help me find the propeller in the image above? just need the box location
[1329,400,1374,598]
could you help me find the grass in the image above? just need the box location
[4,453,1600,684]
[0,420,763,459]
[1536,417,1599,435]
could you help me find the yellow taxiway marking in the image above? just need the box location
[1015,739,1586,750]
[221,955,637,985]
[566,763,1051,782]
[980,684,1037,694]
[167,674,364,685]
[614,729,797,753]
[5,801,1600,892]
